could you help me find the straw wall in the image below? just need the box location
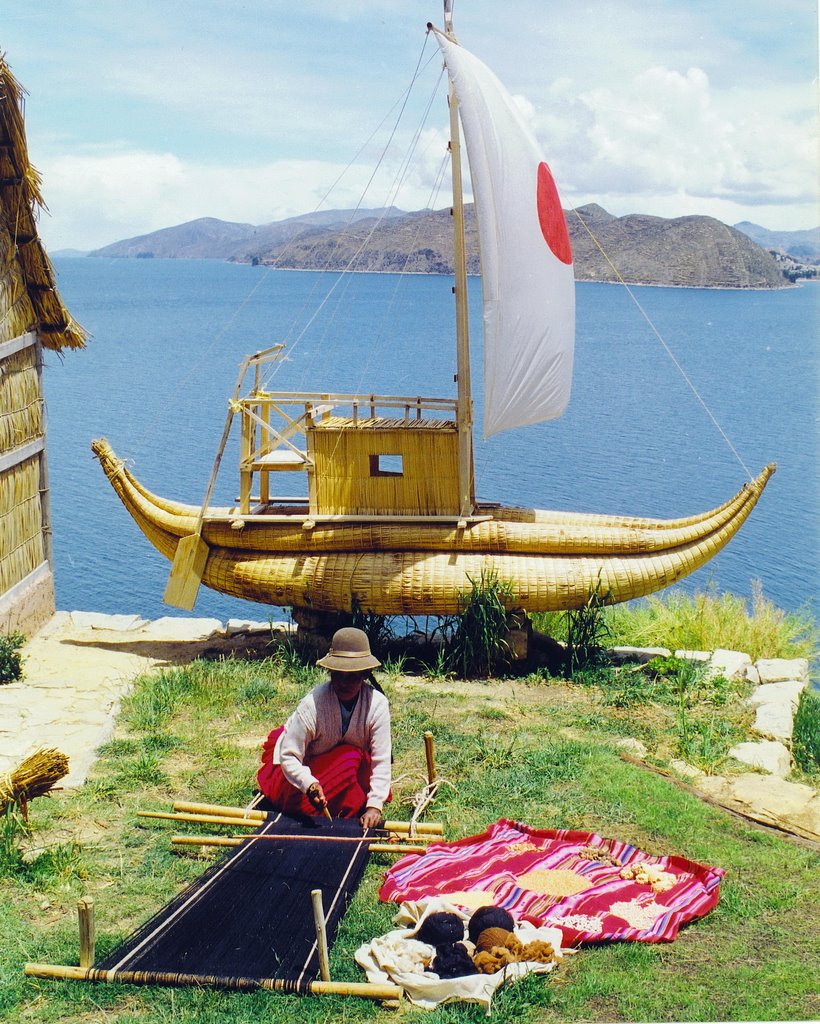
[0,455,45,597]
[0,344,42,454]
[310,420,460,515]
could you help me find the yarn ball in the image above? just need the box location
[431,942,479,979]
[519,939,557,964]
[416,911,465,946]
[467,905,515,944]
[475,926,513,953]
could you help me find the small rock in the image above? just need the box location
[139,617,225,641]
[708,649,752,680]
[747,680,807,710]
[730,774,819,827]
[728,740,792,777]
[609,646,670,664]
[674,650,711,662]
[669,759,704,779]
[756,658,809,684]
[745,664,761,685]
[271,620,297,633]
[69,611,148,632]
[752,703,796,743]
[226,618,274,637]
[616,738,648,759]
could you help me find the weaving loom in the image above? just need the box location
[99,811,368,985]
[27,809,401,999]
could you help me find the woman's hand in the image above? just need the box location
[306,782,327,812]
[360,806,383,830]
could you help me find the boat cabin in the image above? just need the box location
[238,390,464,518]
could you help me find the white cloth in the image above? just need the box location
[355,897,564,1012]
[274,681,391,810]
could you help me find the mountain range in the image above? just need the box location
[84,206,818,289]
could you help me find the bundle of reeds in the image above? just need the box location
[0,55,86,351]
[0,748,69,814]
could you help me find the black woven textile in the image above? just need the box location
[98,812,371,984]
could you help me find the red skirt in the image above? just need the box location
[257,726,389,819]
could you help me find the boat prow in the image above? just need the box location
[92,438,774,615]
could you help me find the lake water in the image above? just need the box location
[44,258,819,622]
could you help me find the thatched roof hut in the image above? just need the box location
[0,54,87,636]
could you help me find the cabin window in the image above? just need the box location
[370,454,404,477]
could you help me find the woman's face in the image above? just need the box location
[329,669,368,702]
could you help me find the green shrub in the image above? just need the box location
[445,569,514,678]
[792,688,820,774]
[564,586,612,678]
[0,632,25,684]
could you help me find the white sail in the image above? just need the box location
[435,31,575,437]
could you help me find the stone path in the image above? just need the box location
[0,611,284,787]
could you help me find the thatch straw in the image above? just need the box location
[0,55,86,351]
[0,344,41,454]
[0,747,69,813]
[0,455,44,593]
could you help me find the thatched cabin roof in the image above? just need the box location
[0,55,86,351]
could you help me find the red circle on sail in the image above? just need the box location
[536,161,572,265]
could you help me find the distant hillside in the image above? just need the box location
[733,221,820,265]
[90,205,798,289]
[90,208,406,260]
[253,203,789,289]
[568,206,788,289]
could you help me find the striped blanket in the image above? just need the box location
[379,819,725,944]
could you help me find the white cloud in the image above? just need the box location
[35,145,453,251]
[533,65,819,228]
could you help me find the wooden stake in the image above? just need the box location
[424,731,437,785]
[23,962,402,1000]
[310,890,331,982]
[77,898,95,969]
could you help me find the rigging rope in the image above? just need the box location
[568,207,754,481]
[261,56,445,392]
[130,33,437,460]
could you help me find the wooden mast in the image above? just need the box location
[443,0,475,516]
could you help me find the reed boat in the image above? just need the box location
[92,4,773,616]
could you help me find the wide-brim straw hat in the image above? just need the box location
[316,627,381,672]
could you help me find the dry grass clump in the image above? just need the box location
[0,748,69,814]
[604,582,817,662]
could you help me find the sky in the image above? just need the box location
[4,0,818,252]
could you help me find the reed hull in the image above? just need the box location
[92,439,774,615]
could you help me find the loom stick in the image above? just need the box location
[138,810,436,842]
[77,898,95,969]
[311,889,331,982]
[173,800,267,821]
[170,801,444,834]
[170,835,428,854]
[23,962,402,1000]
[233,834,429,854]
[139,810,262,827]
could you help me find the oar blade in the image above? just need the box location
[164,534,209,610]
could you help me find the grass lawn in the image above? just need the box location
[1,651,818,1024]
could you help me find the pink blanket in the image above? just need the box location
[380,819,725,944]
